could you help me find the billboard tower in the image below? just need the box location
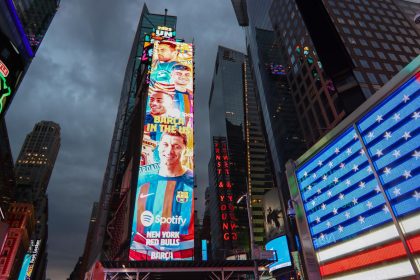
[129,40,195,261]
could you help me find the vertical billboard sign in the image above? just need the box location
[263,188,285,241]
[213,137,238,243]
[130,41,194,261]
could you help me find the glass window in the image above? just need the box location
[367,73,378,84]
[354,70,365,82]
[392,44,401,52]
[348,37,357,44]
[371,41,379,48]
[377,51,386,59]
[399,54,408,63]
[354,48,362,56]
[388,53,397,61]
[373,61,382,70]
[354,28,362,35]
[360,59,369,68]
[384,63,393,72]
[382,42,390,50]
[379,74,388,84]
[342,27,351,34]
[359,39,368,46]
[366,50,374,58]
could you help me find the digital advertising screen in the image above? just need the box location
[263,188,285,241]
[17,239,41,280]
[129,41,194,261]
[265,235,292,272]
[293,70,420,279]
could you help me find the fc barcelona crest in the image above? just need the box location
[176,191,189,203]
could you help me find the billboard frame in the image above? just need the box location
[286,55,420,279]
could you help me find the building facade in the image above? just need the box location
[0,203,34,280]
[232,0,306,250]
[208,46,250,258]
[13,121,61,280]
[269,0,420,146]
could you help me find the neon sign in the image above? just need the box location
[214,137,238,241]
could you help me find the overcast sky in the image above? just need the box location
[5,0,245,278]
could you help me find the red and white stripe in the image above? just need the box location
[317,212,420,279]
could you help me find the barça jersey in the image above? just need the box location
[129,170,194,260]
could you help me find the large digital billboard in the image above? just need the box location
[288,64,420,279]
[129,41,194,261]
[265,235,292,272]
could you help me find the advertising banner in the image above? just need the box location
[17,239,41,280]
[263,188,285,241]
[129,41,194,261]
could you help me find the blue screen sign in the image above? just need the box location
[265,235,292,272]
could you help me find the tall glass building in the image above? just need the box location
[269,0,420,146]
[231,0,306,249]
[87,4,176,266]
[208,46,250,258]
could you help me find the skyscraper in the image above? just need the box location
[208,46,249,258]
[14,121,61,279]
[269,0,420,145]
[243,56,277,247]
[231,0,306,253]
[86,4,177,266]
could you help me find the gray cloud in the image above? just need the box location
[5,0,244,278]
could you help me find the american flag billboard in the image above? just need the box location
[287,59,420,279]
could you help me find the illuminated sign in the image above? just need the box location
[263,188,285,241]
[265,235,292,272]
[213,137,238,242]
[293,71,420,278]
[130,41,194,261]
[18,239,41,279]
[141,26,176,84]
[0,31,25,119]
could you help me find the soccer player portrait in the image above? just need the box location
[130,131,194,261]
[171,64,193,120]
[150,41,178,84]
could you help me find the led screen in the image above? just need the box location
[265,235,292,272]
[263,188,285,241]
[294,72,420,278]
[129,41,194,261]
[17,239,41,279]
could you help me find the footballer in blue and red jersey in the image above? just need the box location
[130,131,194,261]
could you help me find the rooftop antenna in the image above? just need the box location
[164,8,168,26]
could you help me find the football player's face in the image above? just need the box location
[149,92,172,115]
[158,44,176,62]
[171,69,191,86]
[159,135,186,165]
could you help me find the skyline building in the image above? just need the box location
[243,56,277,247]
[208,46,250,258]
[86,4,177,267]
[231,0,306,255]
[14,121,61,280]
[269,0,420,145]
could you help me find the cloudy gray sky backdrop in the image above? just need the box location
[5,0,245,278]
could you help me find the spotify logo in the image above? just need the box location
[140,211,154,227]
